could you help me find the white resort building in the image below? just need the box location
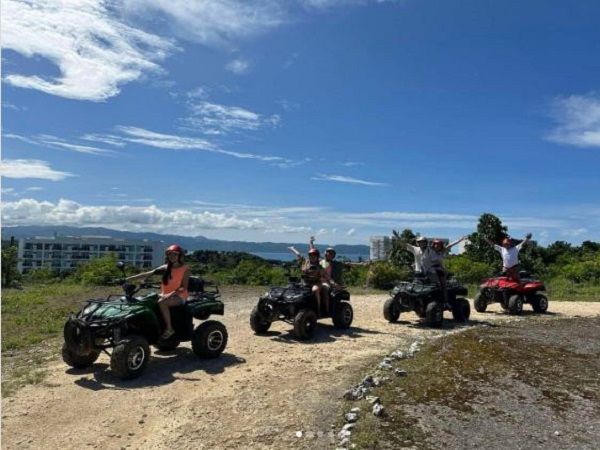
[15,235,165,274]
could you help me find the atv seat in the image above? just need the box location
[188,276,204,293]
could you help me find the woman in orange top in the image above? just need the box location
[127,244,190,340]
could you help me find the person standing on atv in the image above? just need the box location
[484,233,532,284]
[288,245,328,316]
[126,244,190,340]
[392,230,435,275]
[430,236,467,305]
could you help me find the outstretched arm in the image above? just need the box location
[288,246,303,261]
[126,267,162,282]
[309,236,315,250]
[522,233,532,246]
[483,236,495,247]
[446,235,467,251]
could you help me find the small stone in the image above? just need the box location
[394,369,407,377]
[373,403,385,417]
[554,431,562,436]
[296,431,303,438]
[345,412,359,423]
[366,396,380,404]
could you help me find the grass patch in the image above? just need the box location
[1,284,115,396]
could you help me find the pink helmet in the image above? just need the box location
[166,244,184,254]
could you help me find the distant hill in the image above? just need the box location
[1,225,370,255]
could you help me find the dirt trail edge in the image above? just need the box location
[2,292,599,450]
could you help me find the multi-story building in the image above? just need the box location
[369,236,393,261]
[16,235,165,274]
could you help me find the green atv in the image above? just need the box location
[62,262,228,380]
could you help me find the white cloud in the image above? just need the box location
[1,159,76,180]
[5,133,115,155]
[185,101,281,135]
[114,126,292,164]
[226,58,251,75]
[0,198,265,232]
[122,0,287,46]
[312,174,389,186]
[547,92,600,148]
[1,0,175,101]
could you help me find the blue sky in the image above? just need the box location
[2,0,600,247]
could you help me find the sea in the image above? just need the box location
[250,252,370,262]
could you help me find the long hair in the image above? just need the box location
[162,261,173,285]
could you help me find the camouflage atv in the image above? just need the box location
[62,262,228,380]
[383,274,470,328]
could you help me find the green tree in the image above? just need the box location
[464,213,508,267]
[1,238,20,288]
[388,228,417,270]
[73,253,121,285]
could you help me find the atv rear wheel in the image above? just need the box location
[473,292,487,312]
[250,304,272,333]
[508,294,524,315]
[383,298,401,323]
[192,320,228,358]
[452,298,471,323]
[62,342,100,369]
[425,302,444,328]
[531,294,549,313]
[332,301,353,329]
[293,309,317,340]
[110,335,150,380]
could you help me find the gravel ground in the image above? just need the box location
[1,288,599,450]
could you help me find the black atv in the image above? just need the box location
[250,275,353,340]
[62,262,228,380]
[383,274,470,328]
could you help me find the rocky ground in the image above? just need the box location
[2,287,599,450]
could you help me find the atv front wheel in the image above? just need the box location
[508,295,524,315]
[473,292,487,313]
[452,298,471,323]
[293,309,317,340]
[62,342,100,369]
[383,298,402,323]
[192,320,228,358]
[425,302,444,328]
[110,335,150,380]
[332,302,353,329]
[531,294,549,313]
[250,305,272,333]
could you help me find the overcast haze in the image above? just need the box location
[2,0,600,246]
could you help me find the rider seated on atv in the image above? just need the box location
[308,236,367,290]
[484,233,532,284]
[288,245,329,316]
[126,244,190,340]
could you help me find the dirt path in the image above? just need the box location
[2,291,599,450]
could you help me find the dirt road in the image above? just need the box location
[2,289,599,450]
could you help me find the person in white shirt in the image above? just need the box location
[485,233,532,284]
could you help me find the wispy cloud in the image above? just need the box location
[1,159,76,181]
[546,92,600,148]
[122,0,287,46]
[184,101,281,135]
[114,126,295,165]
[5,133,115,156]
[2,0,175,101]
[226,58,251,75]
[312,174,389,186]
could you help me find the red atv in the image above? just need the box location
[473,271,549,315]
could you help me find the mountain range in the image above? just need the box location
[1,226,370,255]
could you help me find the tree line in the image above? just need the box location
[2,213,598,289]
